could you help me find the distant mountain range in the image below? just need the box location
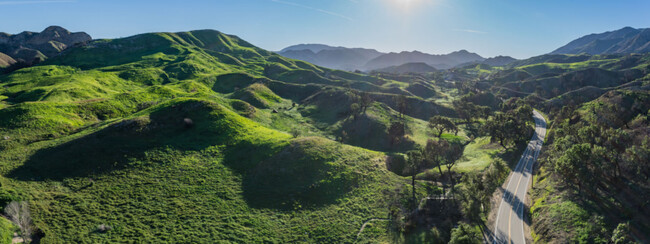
[373,62,437,74]
[0,26,91,67]
[457,56,518,68]
[551,26,650,55]
[277,44,517,72]
[279,45,383,71]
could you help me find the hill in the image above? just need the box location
[463,48,650,242]
[373,62,437,74]
[551,26,650,55]
[0,29,467,242]
[0,52,16,68]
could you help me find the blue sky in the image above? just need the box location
[1,0,649,59]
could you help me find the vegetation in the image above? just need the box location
[2,26,646,243]
[472,52,650,243]
[0,29,496,243]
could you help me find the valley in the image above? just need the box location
[0,22,648,244]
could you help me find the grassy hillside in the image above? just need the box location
[0,29,475,242]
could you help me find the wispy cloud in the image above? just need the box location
[270,0,353,21]
[453,28,487,34]
[0,0,74,5]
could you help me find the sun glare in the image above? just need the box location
[389,0,423,12]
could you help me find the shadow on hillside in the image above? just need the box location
[8,100,249,181]
[9,101,354,210]
[240,138,359,210]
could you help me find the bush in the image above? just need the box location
[0,188,20,209]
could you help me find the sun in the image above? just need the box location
[389,0,421,11]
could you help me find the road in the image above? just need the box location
[493,110,547,244]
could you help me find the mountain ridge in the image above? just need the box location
[0,25,91,67]
[278,43,493,71]
[551,26,650,55]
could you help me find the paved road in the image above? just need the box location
[493,110,547,244]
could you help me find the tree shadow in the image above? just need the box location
[493,187,528,244]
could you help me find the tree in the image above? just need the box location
[388,122,406,147]
[449,222,481,244]
[428,115,458,138]
[405,149,425,204]
[349,103,361,119]
[5,201,33,243]
[611,222,632,244]
[359,92,373,114]
[484,112,513,149]
[460,172,484,222]
[424,139,446,190]
[555,143,592,193]
[443,142,464,195]
[484,106,533,149]
[453,100,490,124]
[394,95,409,119]
[423,139,462,196]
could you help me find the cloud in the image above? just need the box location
[270,0,353,21]
[0,0,74,5]
[452,28,487,34]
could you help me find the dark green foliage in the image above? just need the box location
[484,105,533,149]
[448,222,482,244]
[531,89,650,242]
[428,115,457,138]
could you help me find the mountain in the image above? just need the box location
[0,26,91,65]
[363,49,485,71]
[455,55,518,68]
[373,62,437,74]
[0,52,16,68]
[278,44,486,71]
[551,26,650,55]
[280,43,341,53]
[481,56,518,66]
[278,44,383,71]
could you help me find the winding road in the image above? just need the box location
[493,110,547,244]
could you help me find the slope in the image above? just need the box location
[0,29,451,242]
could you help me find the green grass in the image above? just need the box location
[0,217,16,244]
[0,29,452,242]
[0,98,404,242]
[453,137,502,173]
[515,59,618,75]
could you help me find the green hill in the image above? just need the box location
[0,29,463,242]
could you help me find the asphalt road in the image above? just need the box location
[493,110,547,244]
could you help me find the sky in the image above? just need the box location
[1,0,649,59]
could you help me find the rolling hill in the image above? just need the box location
[0,28,461,242]
[0,52,15,68]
